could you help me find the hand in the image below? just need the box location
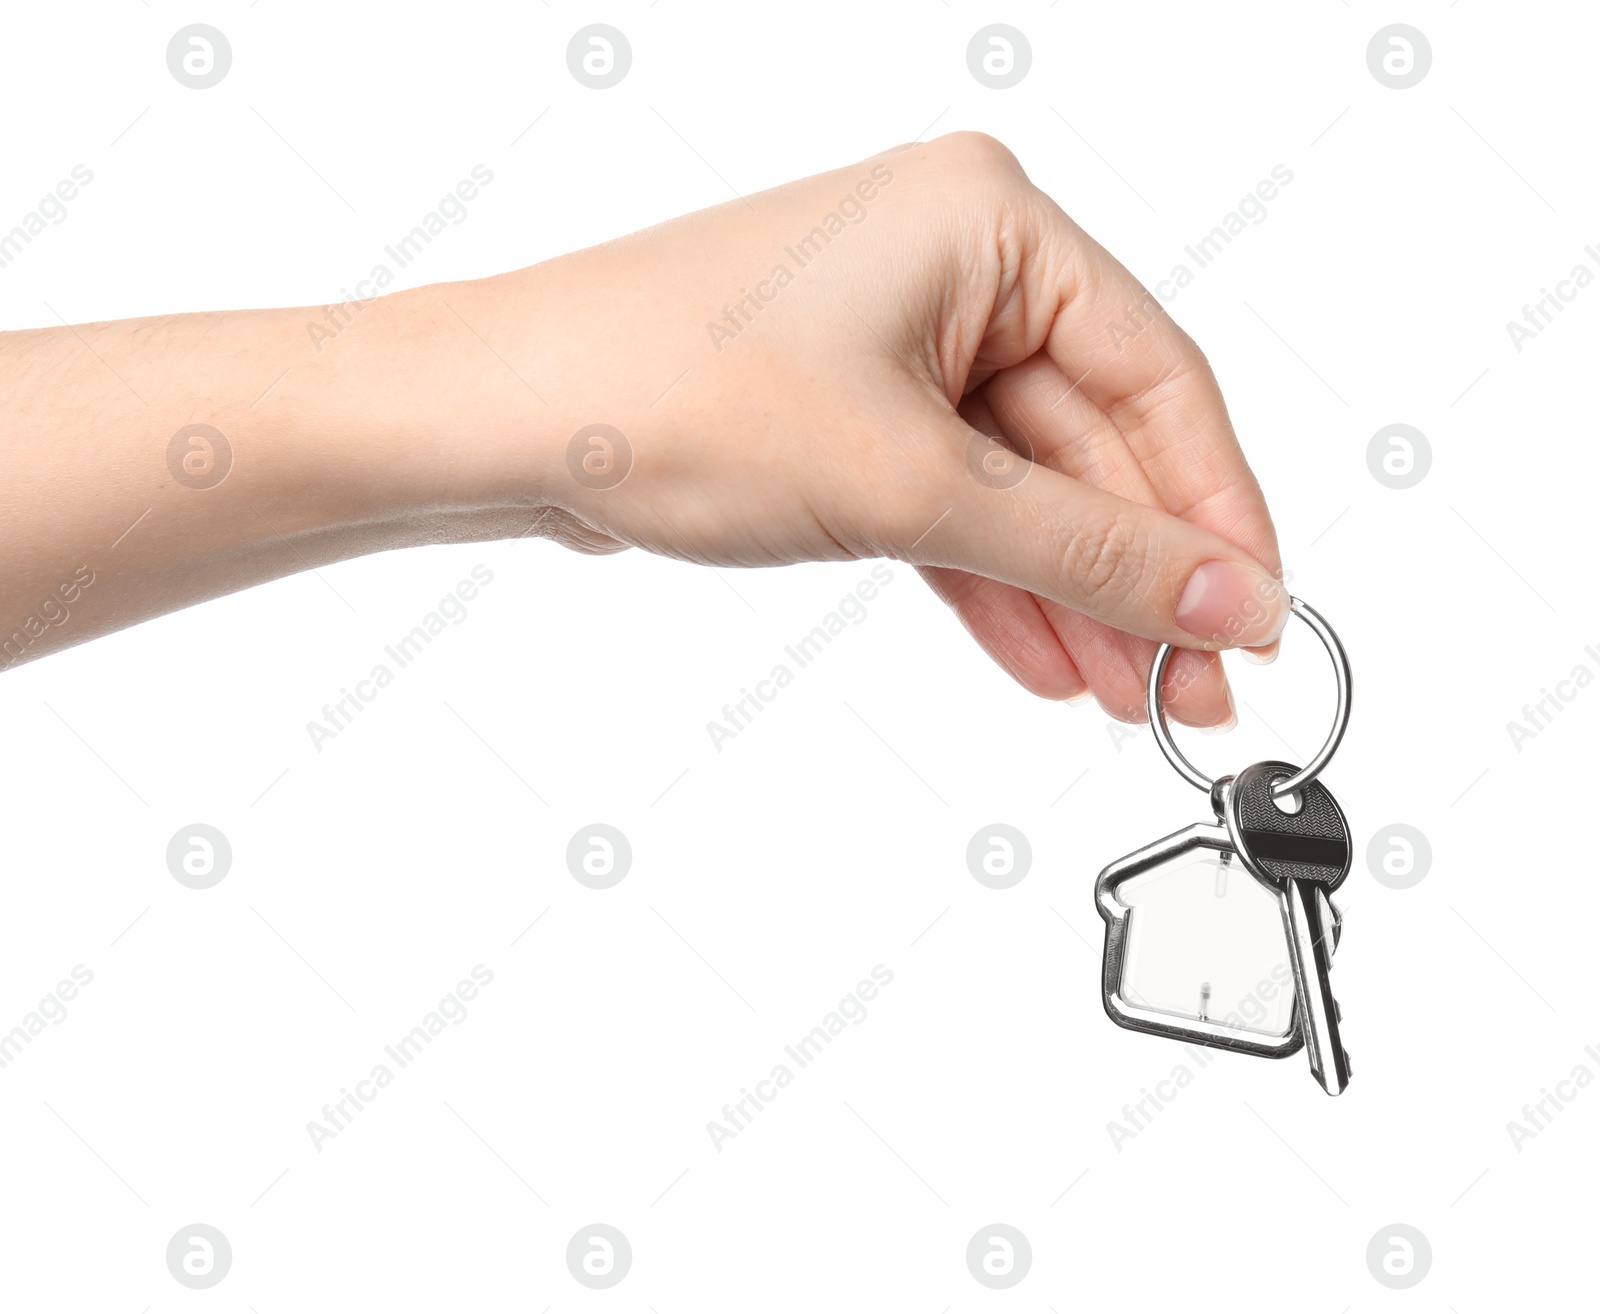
[450,131,1285,725]
[1,132,1285,723]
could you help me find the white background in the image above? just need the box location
[1,1,1594,1308]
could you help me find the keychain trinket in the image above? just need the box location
[1094,598,1353,1095]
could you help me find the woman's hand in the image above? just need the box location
[1,132,1285,726]
[447,131,1285,724]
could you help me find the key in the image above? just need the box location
[1224,759,1353,1096]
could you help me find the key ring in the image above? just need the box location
[1145,596,1352,800]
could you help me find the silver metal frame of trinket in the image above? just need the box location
[1095,816,1308,1059]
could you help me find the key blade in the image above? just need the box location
[1318,887,1341,955]
[1282,877,1350,1096]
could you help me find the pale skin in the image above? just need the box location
[0,133,1287,725]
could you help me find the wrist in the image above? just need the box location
[280,273,569,546]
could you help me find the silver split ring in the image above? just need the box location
[1145,596,1352,799]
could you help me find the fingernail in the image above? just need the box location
[1175,561,1288,648]
[1242,641,1280,666]
[1064,690,1094,706]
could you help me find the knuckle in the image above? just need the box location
[1060,512,1145,613]
[928,130,1024,181]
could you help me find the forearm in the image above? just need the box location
[0,277,559,669]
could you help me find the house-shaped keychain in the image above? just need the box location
[1093,598,1355,1095]
[1095,809,1341,1061]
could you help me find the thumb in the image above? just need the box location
[908,418,1290,650]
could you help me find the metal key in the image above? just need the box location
[1225,759,1352,1095]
